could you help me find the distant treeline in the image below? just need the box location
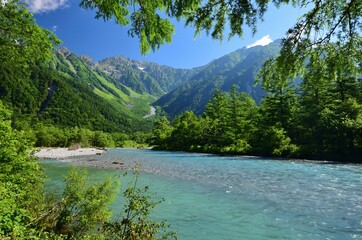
[150,82,362,162]
[31,125,150,148]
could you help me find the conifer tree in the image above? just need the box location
[204,89,230,149]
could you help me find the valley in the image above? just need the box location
[48,40,282,121]
[1,1,362,239]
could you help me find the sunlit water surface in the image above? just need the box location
[42,149,362,239]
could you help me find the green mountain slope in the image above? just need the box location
[52,48,156,119]
[97,56,203,97]
[0,48,157,132]
[154,41,281,116]
[32,66,135,132]
[0,64,139,132]
[0,41,281,132]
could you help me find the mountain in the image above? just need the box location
[0,41,281,132]
[0,48,154,132]
[52,48,156,119]
[96,56,203,97]
[154,41,281,116]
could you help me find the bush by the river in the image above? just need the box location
[0,100,176,239]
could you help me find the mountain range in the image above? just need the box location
[0,40,280,132]
[91,39,281,116]
[96,56,203,97]
[154,40,281,115]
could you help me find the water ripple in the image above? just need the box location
[43,149,362,239]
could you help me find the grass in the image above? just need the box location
[93,74,158,119]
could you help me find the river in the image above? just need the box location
[41,148,362,239]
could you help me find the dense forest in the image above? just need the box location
[151,80,362,162]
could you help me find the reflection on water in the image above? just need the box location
[42,149,362,240]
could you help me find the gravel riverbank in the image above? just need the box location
[34,148,106,159]
[34,148,132,170]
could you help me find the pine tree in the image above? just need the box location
[204,89,230,149]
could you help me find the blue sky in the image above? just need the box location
[31,0,306,69]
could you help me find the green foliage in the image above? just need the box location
[0,2,173,239]
[1,59,153,133]
[170,111,203,151]
[0,1,60,73]
[220,139,251,155]
[204,89,231,148]
[80,0,175,54]
[264,1,362,84]
[35,125,70,147]
[41,168,119,237]
[151,87,259,155]
[316,98,362,160]
[200,88,259,154]
[36,66,134,132]
[152,80,362,161]
[32,124,151,148]
[0,101,44,238]
[289,46,362,161]
[0,101,175,239]
[102,168,177,240]
[150,117,173,149]
[79,0,294,55]
[254,126,299,157]
[0,1,58,117]
[94,131,116,148]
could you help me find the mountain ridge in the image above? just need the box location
[52,47,158,119]
[154,41,281,116]
[87,40,281,118]
[96,56,204,97]
[0,41,281,133]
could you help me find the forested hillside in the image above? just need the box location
[154,41,281,116]
[0,61,148,132]
[52,48,156,119]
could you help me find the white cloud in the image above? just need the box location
[246,35,273,49]
[23,0,69,13]
[52,25,58,32]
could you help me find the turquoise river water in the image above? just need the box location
[41,148,362,239]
